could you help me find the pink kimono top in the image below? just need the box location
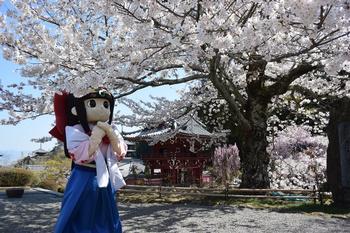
[65,124,127,191]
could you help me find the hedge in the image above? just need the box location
[0,167,34,186]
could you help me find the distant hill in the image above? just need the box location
[0,144,64,167]
[0,150,31,166]
[13,144,64,168]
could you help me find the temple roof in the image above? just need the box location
[32,148,48,155]
[124,117,215,144]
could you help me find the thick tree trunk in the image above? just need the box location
[327,97,350,207]
[239,134,270,188]
[236,57,270,188]
[238,97,270,188]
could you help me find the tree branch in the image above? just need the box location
[209,55,250,129]
[238,2,258,27]
[289,84,337,107]
[114,85,147,99]
[116,64,183,85]
[266,62,321,97]
[270,29,349,63]
[316,5,333,30]
[196,0,202,22]
[155,0,185,18]
[140,43,171,65]
[112,1,147,23]
[218,66,246,106]
[0,112,52,125]
[116,73,206,87]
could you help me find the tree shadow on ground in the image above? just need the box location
[118,202,236,233]
[119,201,350,233]
[0,190,61,233]
[269,203,350,233]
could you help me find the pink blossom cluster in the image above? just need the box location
[268,126,327,189]
[212,144,240,185]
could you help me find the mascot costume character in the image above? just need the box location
[50,88,126,233]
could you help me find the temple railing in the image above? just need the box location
[119,185,331,203]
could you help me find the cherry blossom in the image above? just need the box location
[0,0,348,187]
[268,125,327,189]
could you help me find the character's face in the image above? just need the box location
[84,98,111,123]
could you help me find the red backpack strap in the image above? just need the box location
[49,92,68,142]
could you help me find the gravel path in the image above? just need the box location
[120,203,350,233]
[0,190,349,233]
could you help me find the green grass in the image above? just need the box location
[279,203,350,216]
[118,192,200,204]
[118,192,350,218]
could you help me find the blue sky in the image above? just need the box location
[0,54,184,154]
[0,54,183,152]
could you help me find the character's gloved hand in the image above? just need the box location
[97,121,124,160]
[88,125,106,157]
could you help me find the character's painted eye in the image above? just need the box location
[103,101,109,109]
[88,99,96,108]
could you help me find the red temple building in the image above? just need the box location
[124,118,220,186]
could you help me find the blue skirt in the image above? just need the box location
[54,165,122,233]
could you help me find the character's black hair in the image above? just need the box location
[63,89,115,158]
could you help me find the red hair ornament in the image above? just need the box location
[49,92,69,142]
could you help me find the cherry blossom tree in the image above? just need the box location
[213,144,240,186]
[1,0,349,188]
[268,125,327,189]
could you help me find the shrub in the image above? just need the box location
[37,178,58,191]
[41,152,71,189]
[0,168,34,186]
[30,171,43,187]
